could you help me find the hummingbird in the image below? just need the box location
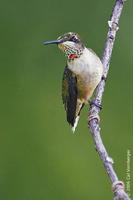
[44,32,103,132]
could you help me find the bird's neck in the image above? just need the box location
[67,48,99,74]
[64,46,84,61]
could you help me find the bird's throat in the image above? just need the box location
[58,42,83,61]
[69,54,78,60]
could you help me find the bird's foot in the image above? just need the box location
[88,100,102,110]
[88,112,100,127]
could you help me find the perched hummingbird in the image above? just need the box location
[44,32,103,132]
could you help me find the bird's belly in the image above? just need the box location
[77,71,101,102]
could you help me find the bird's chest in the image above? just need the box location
[67,49,103,86]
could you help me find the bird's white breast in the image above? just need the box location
[67,48,103,86]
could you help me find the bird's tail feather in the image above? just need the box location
[72,103,85,133]
[72,116,80,133]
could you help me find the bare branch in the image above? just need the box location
[88,0,130,199]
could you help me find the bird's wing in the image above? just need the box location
[62,66,78,127]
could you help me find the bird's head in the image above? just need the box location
[44,32,85,60]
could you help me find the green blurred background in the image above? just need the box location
[0,0,132,199]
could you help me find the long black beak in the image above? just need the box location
[43,40,63,45]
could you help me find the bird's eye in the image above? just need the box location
[70,36,77,42]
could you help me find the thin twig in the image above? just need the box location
[88,0,130,199]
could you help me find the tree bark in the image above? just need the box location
[88,0,130,199]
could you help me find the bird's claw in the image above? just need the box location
[88,100,102,110]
